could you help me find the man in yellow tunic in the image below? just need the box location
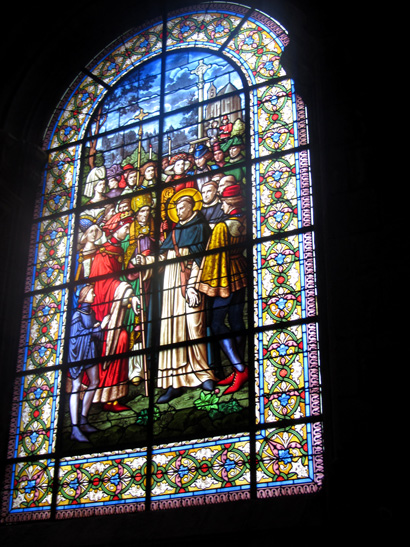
[197,183,248,394]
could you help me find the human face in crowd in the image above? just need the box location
[118,200,131,213]
[195,155,207,168]
[201,184,217,205]
[115,223,131,241]
[95,179,106,194]
[127,170,138,188]
[144,166,155,181]
[229,145,242,159]
[213,149,224,163]
[174,159,186,176]
[85,225,101,243]
[221,199,233,215]
[136,206,150,226]
[108,177,119,189]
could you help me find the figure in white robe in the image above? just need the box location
[137,188,216,403]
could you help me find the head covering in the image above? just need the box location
[83,166,106,198]
[220,183,245,213]
[128,194,154,244]
[123,163,136,173]
[102,211,133,235]
[194,143,210,159]
[107,164,123,182]
[106,164,123,192]
[78,210,104,233]
[217,175,237,194]
[221,184,242,198]
[121,163,137,188]
[130,192,153,213]
[220,135,244,152]
[164,153,192,175]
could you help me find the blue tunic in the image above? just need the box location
[68,303,103,379]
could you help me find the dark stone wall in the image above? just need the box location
[0,1,392,543]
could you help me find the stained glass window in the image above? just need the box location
[1,2,323,521]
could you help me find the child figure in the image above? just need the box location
[68,284,103,442]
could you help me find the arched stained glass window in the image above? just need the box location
[1,2,323,521]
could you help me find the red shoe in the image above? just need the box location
[224,367,249,395]
[103,401,131,412]
[217,371,236,386]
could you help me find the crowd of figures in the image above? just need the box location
[68,122,248,443]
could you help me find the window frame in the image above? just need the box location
[1,2,324,522]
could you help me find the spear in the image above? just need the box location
[136,124,143,187]
[137,236,149,397]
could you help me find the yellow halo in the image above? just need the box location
[167,187,203,224]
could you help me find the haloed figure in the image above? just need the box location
[136,188,216,403]
[68,284,103,443]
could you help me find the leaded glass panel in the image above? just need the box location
[2,3,323,522]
